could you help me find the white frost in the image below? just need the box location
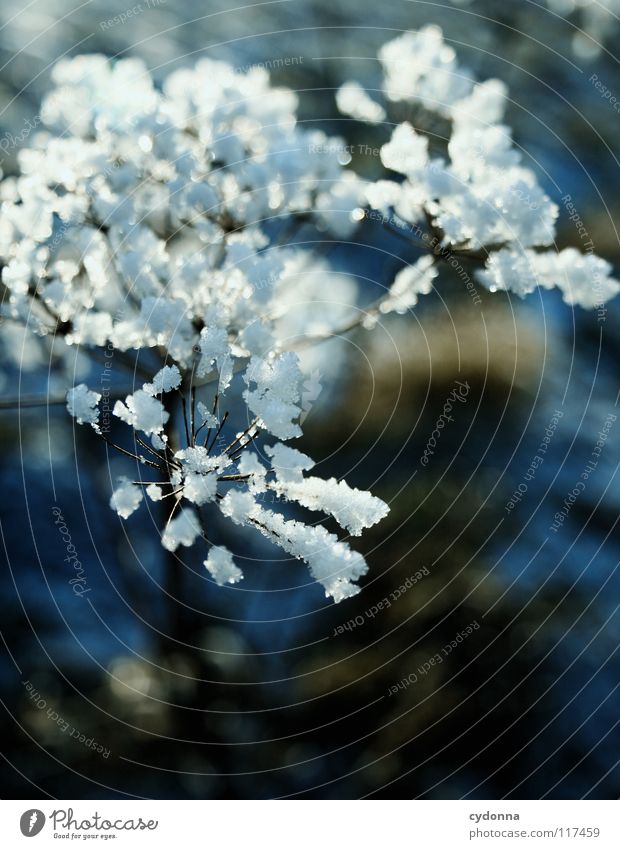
[143,365,182,396]
[336,81,386,124]
[66,384,101,429]
[110,477,143,519]
[113,390,169,435]
[204,546,244,585]
[161,508,201,552]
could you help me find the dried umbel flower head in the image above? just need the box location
[4,32,619,604]
[68,363,389,602]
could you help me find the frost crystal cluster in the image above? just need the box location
[69,365,388,602]
[338,26,620,314]
[1,32,618,603]
[0,55,364,357]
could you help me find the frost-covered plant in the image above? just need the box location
[68,363,387,602]
[337,26,620,315]
[0,56,364,355]
[1,33,618,602]
[0,54,385,602]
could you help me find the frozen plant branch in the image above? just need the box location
[68,365,388,601]
[1,40,617,603]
